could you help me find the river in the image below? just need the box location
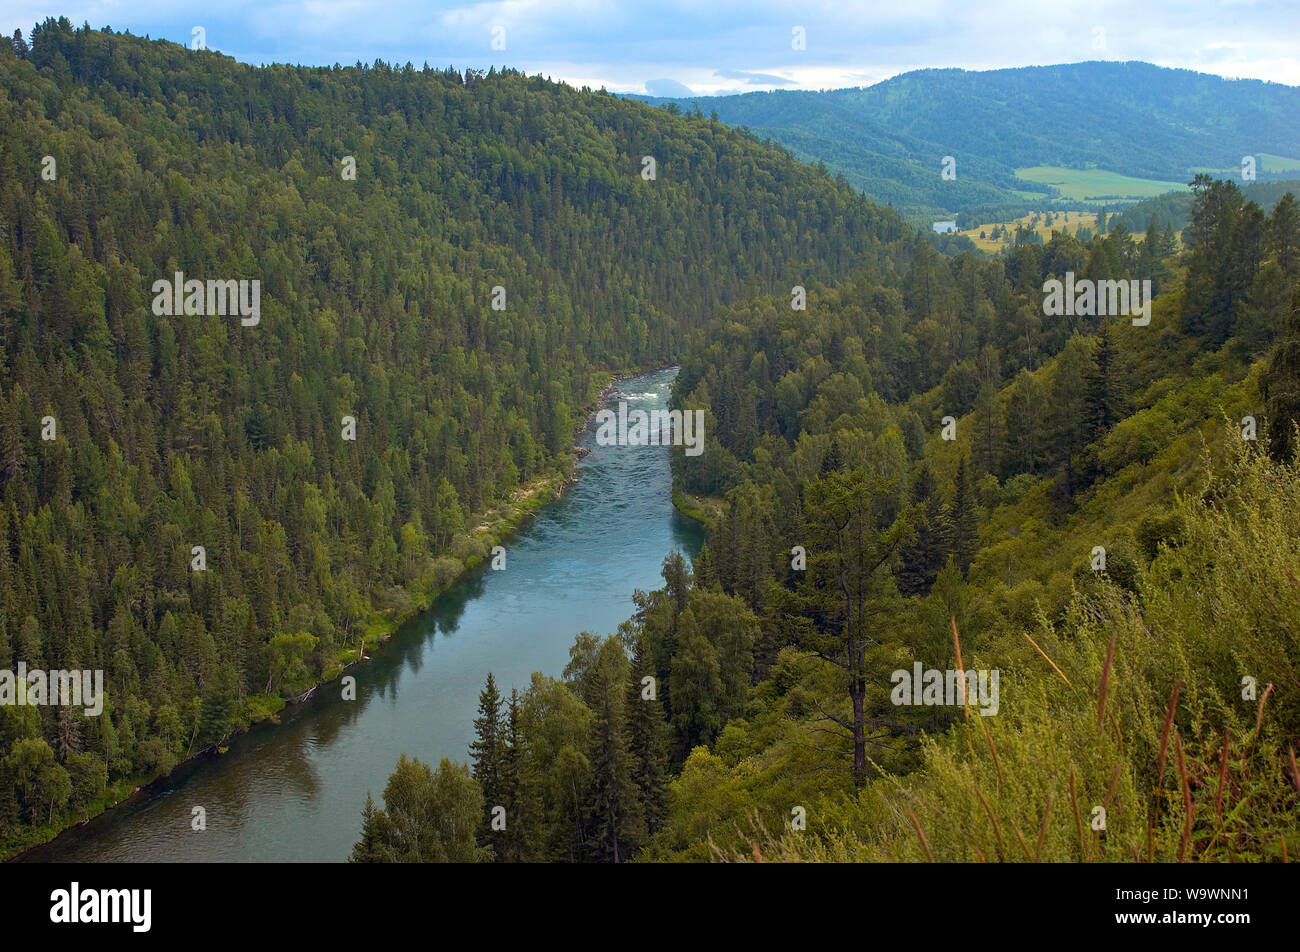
[20,367,701,862]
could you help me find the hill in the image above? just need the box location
[414,175,1300,863]
[635,62,1300,220]
[0,18,906,854]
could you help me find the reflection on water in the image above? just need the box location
[22,368,700,863]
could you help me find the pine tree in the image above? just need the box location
[792,468,909,786]
[1000,369,1046,478]
[1264,281,1300,464]
[197,665,238,747]
[348,793,389,863]
[1049,335,1094,500]
[1084,320,1119,441]
[668,608,722,758]
[469,672,504,856]
[661,551,690,616]
[973,380,1000,475]
[1271,192,1299,276]
[897,463,951,595]
[952,457,979,577]
[820,433,845,475]
[625,636,669,833]
[1160,222,1178,258]
[498,688,541,862]
[584,638,644,862]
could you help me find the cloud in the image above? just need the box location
[2,1,1298,88]
[645,78,694,96]
[714,68,795,85]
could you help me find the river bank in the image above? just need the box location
[3,365,684,862]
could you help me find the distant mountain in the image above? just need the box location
[633,62,1300,220]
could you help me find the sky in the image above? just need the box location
[2,0,1298,94]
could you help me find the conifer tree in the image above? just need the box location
[583,638,644,862]
[1084,320,1119,441]
[952,457,979,577]
[1000,369,1046,478]
[668,608,722,758]
[1264,282,1300,464]
[791,468,908,786]
[469,672,504,853]
[348,793,390,863]
[898,463,952,595]
[625,636,670,832]
[1271,192,1299,276]
[498,688,541,862]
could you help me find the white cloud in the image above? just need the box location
[2,0,1297,88]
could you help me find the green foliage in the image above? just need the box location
[469,672,504,856]
[349,754,489,863]
[0,19,903,850]
[642,63,1300,218]
[633,170,1300,863]
[1264,280,1300,464]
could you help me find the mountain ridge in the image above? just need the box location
[632,61,1300,219]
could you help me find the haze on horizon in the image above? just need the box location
[2,0,1298,95]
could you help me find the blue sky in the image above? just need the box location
[3,1,1298,92]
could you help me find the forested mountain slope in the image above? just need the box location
[637,62,1300,218]
[650,176,1300,861]
[0,19,906,853]
[403,177,1300,864]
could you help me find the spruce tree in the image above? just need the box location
[1084,320,1119,441]
[625,636,670,833]
[952,457,979,577]
[668,608,722,758]
[469,672,504,856]
[1000,369,1046,478]
[1264,282,1300,464]
[584,638,645,862]
[1271,192,1299,276]
[348,793,390,863]
[498,688,541,862]
[897,463,951,595]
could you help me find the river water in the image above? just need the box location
[21,367,701,862]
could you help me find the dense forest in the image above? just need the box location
[356,175,1300,862]
[638,62,1300,218]
[3,17,1298,865]
[0,19,907,854]
[1118,178,1300,236]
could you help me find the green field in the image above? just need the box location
[1015,165,1189,202]
[1189,153,1300,178]
[1258,152,1300,173]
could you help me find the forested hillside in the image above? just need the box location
[367,176,1300,863]
[1119,179,1300,235]
[653,176,1300,859]
[0,19,906,854]
[637,62,1300,218]
[5,17,1299,867]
